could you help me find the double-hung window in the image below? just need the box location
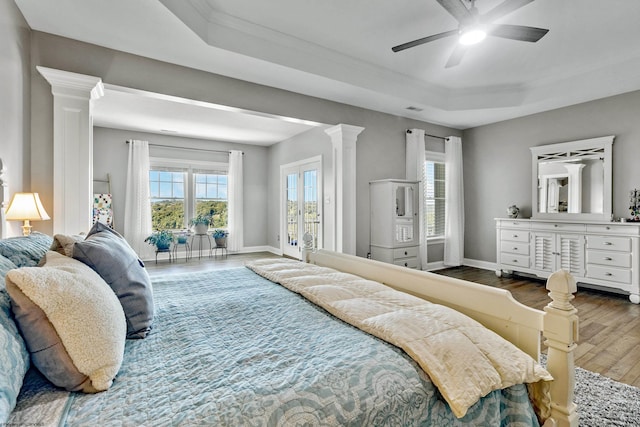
[149,160,228,231]
[424,152,446,240]
[194,171,228,228]
[149,169,186,231]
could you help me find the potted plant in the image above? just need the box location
[144,230,174,251]
[189,214,211,234]
[212,229,228,247]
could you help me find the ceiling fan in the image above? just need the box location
[392,0,549,68]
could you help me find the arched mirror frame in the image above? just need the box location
[531,135,614,221]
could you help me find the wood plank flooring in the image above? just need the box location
[145,253,640,387]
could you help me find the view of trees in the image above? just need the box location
[151,200,228,231]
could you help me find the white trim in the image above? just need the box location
[150,156,229,171]
[463,258,497,272]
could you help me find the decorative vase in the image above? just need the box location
[195,224,208,234]
[215,237,227,247]
[507,205,520,219]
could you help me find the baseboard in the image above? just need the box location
[423,261,445,271]
[463,258,497,272]
[233,245,282,255]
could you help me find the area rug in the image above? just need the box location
[541,354,640,426]
[574,365,640,427]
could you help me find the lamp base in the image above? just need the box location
[21,220,33,236]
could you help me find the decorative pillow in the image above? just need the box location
[49,233,85,257]
[73,222,154,339]
[0,232,53,268]
[0,256,28,424]
[6,252,126,393]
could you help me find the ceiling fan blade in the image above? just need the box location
[436,0,472,24]
[445,44,469,68]
[482,0,534,23]
[489,24,549,42]
[392,29,458,52]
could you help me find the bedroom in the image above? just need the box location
[0,0,639,425]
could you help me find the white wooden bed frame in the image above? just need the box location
[304,248,578,427]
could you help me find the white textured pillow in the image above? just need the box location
[6,251,126,392]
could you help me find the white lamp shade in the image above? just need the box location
[5,193,51,221]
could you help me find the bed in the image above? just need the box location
[0,230,578,426]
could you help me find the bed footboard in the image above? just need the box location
[305,249,578,427]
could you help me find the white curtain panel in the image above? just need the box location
[124,140,154,260]
[405,129,427,269]
[228,150,244,252]
[444,136,464,266]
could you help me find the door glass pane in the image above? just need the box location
[303,169,318,248]
[287,173,298,247]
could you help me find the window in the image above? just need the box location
[149,162,228,231]
[149,170,185,231]
[424,155,446,238]
[194,172,228,228]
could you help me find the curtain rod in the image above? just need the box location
[125,141,243,155]
[405,129,446,141]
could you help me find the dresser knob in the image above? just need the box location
[604,257,612,261]
[513,234,518,238]
[604,242,612,246]
[605,272,613,276]
[404,262,408,267]
[404,251,408,255]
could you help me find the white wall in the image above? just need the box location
[0,2,31,237]
[462,89,640,264]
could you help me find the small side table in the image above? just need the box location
[190,233,212,259]
[172,239,191,262]
[212,239,227,258]
[155,247,173,264]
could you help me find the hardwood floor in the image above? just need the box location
[145,253,640,388]
[434,265,640,388]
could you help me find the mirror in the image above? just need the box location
[531,136,614,221]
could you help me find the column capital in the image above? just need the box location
[37,66,104,100]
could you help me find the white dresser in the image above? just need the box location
[370,180,420,269]
[496,218,640,303]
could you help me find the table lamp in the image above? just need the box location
[5,192,51,236]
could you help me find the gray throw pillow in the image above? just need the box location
[73,222,154,339]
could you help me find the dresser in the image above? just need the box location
[370,180,420,269]
[496,218,640,303]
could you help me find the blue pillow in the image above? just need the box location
[0,254,29,423]
[0,232,53,268]
[73,222,154,339]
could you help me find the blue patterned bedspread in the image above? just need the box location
[13,267,540,426]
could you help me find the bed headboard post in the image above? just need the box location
[0,158,7,239]
[543,270,579,427]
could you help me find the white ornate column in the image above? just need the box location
[37,67,104,235]
[324,124,364,255]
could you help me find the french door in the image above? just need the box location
[282,158,322,259]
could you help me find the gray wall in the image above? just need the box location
[462,89,640,264]
[0,2,31,236]
[28,31,460,257]
[93,127,269,248]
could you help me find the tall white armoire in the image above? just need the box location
[369,179,420,269]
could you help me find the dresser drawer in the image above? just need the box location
[532,222,586,232]
[501,241,530,256]
[393,257,419,268]
[393,246,418,259]
[586,250,632,268]
[586,265,632,285]
[586,235,631,252]
[500,253,530,269]
[587,224,640,236]
[500,229,529,243]
[498,220,530,229]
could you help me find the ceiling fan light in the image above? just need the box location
[459,29,486,45]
